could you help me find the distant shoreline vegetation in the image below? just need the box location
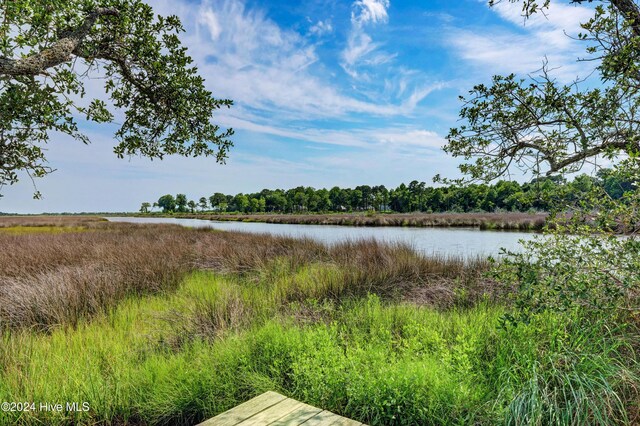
[165,212,549,232]
[138,170,633,231]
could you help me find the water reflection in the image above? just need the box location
[106,216,538,258]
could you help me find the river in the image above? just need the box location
[106,216,540,258]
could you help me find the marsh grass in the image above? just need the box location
[177,212,548,231]
[0,218,637,425]
[0,215,107,228]
[170,240,494,347]
[492,316,639,426]
[0,273,636,425]
[0,223,195,330]
[0,220,492,332]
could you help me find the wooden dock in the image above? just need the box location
[198,391,366,426]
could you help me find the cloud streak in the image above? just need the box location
[341,0,392,78]
[309,19,333,36]
[352,0,390,25]
[168,0,436,120]
[220,114,446,151]
[450,1,595,82]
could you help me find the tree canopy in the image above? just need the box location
[444,0,640,182]
[0,0,233,197]
[144,172,635,215]
[451,1,640,325]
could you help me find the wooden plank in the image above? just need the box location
[198,392,366,426]
[302,410,362,426]
[198,391,287,426]
[269,403,323,426]
[327,416,363,426]
[235,397,304,425]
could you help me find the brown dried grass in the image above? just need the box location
[0,222,194,330]
[179,211,548,230]
[190,231,497,308]
[0,215,107,228]
[0,218,498,332]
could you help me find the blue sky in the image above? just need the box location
[2,0,596,213]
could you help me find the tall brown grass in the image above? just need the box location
[177,211,548,231]
[0,215,107,228]
[183,233,497,340]
[327,240,495,306]
[0,223,194,331]
[1,218,498,334]
[190,229,328,273]
[190,230,495,307]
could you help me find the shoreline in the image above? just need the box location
[139,211,549,231]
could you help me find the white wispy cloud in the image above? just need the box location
[309,19,333,36]
[157,0,436,119]
[106,0,448,158]
[450,1,595,82]
[352,0,390,25]
[198,8,222,40]
[220,113,446,151]
[341,0,393,78]
[342,32,377,78]
[377,129,444,149]
[150,0,445,121]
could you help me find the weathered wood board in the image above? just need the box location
[198,391,365,426]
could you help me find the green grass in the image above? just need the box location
[0,225,88,234]
[1,270,636,425]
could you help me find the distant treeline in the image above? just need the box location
[142,169,635,214]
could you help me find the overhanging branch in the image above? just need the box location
[610,0,640,38]
[0,7,118,77]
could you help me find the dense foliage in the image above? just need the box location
[0,0,233,197]
[143,168,635,214]
[1,220,637,424]
[498,158,640,325]
[444,0,640,182]
[450,1,640,327]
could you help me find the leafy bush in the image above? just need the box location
[497,159,640,325]
[498,233,640,325]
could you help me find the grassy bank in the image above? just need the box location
[165,212,548,231]
[0,215,107,228]
[0,217,637,425]
[0,218,492,331]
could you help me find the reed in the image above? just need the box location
[174,212,548,231]
[0,223,194,330]
[0,219,495,332]
[1,217,636,425]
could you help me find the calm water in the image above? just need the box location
[106,216,538,258]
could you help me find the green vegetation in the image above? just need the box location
[441,0,640,335]
[435,1,640,423]
[0,225,88,234]
[0,218,637,425]
[0,0,232,198]
[3,0,640,424]
[0,219,492,331]
[142,170,635,215]
[3,273,636,425]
